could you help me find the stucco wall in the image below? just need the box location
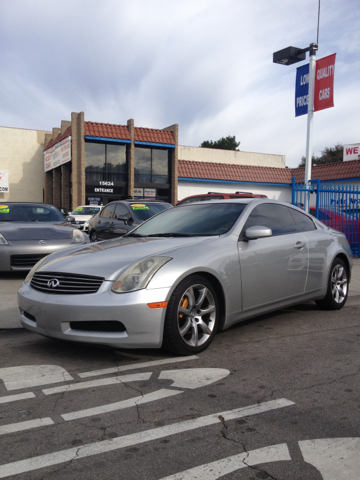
[178,180,292,203]
[0,127,49,202]
[179,146,286,168]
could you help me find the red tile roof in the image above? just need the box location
[134,127,175,145]
[85,122,131,140]
[179,160,292,184]
[84,122,175,144]
[44,126,71,151]
[292,160,360,183]
[179,159,360,184]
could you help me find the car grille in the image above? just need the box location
[11,254,48,269]
[70,321,126,332]
[31,272,104,295]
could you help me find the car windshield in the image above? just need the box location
[131,203,247,236]
[0,204,65,222]
[129,203,172,222]
[71,207,101,216]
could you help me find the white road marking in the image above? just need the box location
[42,372,152,395]
[159,368,230,389]
[0,398,294,479]
[299,438,360,480]
[0,365,73,391]
[78,355,199,378]
[158,444,291,479]
[0,392,35,404]
[61,388,183,421]
[0,418,54,436]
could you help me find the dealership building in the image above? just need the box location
[1,112,359,209]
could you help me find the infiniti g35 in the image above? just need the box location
[18,199,352,355]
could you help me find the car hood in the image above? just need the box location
[70,215,93,222]
[37,235,215,280]
[0,222,74,240]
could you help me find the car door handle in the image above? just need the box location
[97,220,101,224]
[294,241,306,250]
[110,222,115,226]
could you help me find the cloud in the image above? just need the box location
[0,0,359,168]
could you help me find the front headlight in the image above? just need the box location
[72,229,85,243]
[0,233,9,245]
[24,256,49,283]
[111,256,172,293]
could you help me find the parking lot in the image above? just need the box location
[1,262,360,479]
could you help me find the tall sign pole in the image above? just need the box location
[304,43,318,211]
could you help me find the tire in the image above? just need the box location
[162,275,219,356]
[90,230,98,242]
[316,258,349,310]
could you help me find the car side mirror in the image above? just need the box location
[116,214,129,224]
[245,225,272,240]
[66,216,75,223]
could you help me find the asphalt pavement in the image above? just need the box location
[1,258,360,330]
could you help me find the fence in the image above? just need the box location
[292,178,360,256]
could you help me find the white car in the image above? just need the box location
[67,205,101,232]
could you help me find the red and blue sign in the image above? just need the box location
[295,54,336,116]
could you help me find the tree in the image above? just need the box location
[297,143,343,167]
[200,135,240,151]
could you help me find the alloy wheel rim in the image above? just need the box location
[177,283,216,347]
[331,264,348,304]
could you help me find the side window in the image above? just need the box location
[100,203,115,218]
[289,208,316,232]
[114,203,129,217]
[243,204,297,236]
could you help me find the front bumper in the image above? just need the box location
[0,240,87,272]
[18,281,171,349]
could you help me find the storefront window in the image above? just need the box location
[85,143,105,180]
[134,147,169,184]
[85,142,127,182]
[107,144,127,182]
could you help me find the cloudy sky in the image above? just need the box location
[1,0,359,167]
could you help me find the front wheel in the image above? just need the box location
[316,258,349,310]
[90,230,98,242]
[162,275,219,356]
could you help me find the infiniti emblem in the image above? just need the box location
[39,240,47,246]
[47,279,60,288]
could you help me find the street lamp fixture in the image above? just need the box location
[273,43,318,211]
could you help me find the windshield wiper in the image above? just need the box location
[124,232,146,237]
[146,233,196,237]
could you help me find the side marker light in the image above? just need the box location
[147,301,169,309]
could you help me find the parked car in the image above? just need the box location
[18,199,352,355]
[309,206,360,250]
[175,191,267,206]
[88,200,173,242]
[0,202,89,271]
[66,205,102,231]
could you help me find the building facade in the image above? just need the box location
[43,113,178,210]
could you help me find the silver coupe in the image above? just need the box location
[18,199,352,355]
[0,202,89,271]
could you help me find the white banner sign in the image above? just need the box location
[343,143,360,162]
[44,136,72,172]
[0,170,9,193]
[144,188,156,198]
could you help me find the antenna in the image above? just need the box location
[317,0,321,46]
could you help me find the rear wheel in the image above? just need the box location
[316,258,348,310]
[90,230,98,242]
[162,275,219,356]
